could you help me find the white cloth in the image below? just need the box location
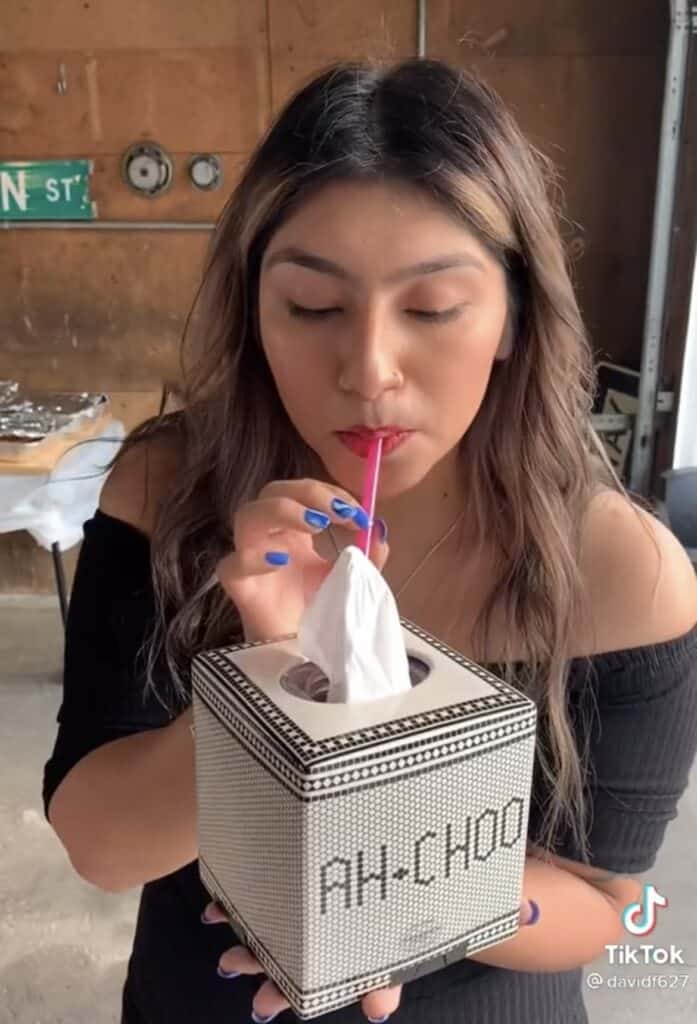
[297,544,412,703]
[0,421,125,551]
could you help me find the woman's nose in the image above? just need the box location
[336,314,404,400]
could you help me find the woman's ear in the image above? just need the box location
[495,318,514,361]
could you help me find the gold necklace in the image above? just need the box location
[328,510,465,600]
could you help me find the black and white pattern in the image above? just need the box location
[192,620,537,1019]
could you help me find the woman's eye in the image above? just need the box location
[287,303,341,319]
[286,302,465,323]
[406,305,465,323]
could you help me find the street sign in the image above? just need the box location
[0,159,96,220]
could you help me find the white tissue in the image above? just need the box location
[296,545,412,703]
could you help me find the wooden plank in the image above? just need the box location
[0,49,269,157]
[1,0,267,51]
[80,152,246,220]
[107,389,166,433]
[428,0,668,58]
[0,231,207,390]
[268,0,416,111]
[0,149,247,220]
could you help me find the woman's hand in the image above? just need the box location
[201,898,540,1022]
[216,478,389,643]
[201,900,403,1022]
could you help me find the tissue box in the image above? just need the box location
[191,619,537,1019]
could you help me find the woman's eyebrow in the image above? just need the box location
[264,246,485,282]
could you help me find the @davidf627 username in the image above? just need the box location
[585,884,693,991]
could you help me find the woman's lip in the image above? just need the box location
[341,427,410,438]
[336,430,413,458]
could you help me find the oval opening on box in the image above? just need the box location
[279,652,431,702]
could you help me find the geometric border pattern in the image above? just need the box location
[193,682,536,801]
[192,617,536,770]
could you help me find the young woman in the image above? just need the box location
[43,58,697,1024]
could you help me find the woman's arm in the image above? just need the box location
[49,706,198,892]
[472,494,697,973]
[469,852,642,972]
[46,436,199,892]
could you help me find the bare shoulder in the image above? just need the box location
[578,488,697,654]
[99,429,182,537]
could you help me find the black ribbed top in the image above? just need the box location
[43,511,697,1024]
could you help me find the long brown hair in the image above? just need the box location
[121,58,624,862]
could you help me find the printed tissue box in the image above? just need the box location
[191,619,537,1019]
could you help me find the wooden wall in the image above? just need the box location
[0,0,669,592]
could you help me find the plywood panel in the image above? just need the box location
[268,0,416,110]
[101,389,164,432]
[1,0,267,51]
[78,152,246,220]
[0,49,269,157]
[0,231,207,390]
[429,0,667,57]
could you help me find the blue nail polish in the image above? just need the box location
[526,899,541,926]
[304,508,331,529]
[251,1012,277,1023]
[375,518,388,542]
[217,965,241,979]
[265,551,289,566]
[331,498,357,518]
[367,1017,390,1023]
[352,507,370,529]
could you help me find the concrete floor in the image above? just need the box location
[1,596,696,1023]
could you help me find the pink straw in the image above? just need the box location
[357,436,383,554]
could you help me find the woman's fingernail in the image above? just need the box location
[265,551,290,566]
[304,508,331,530]
[331,498,358,518]
[353,507,370,530]
[367,1017,391,1023]
[251,1012,278,1023]
[525,899,541,926]
[217,964,241,979]
[374,517,388,542]
[330,498,370,530]
[201,907,217,924]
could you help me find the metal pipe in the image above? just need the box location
[417,0,427,58]
[629,0,691,494]
[1,219,216,231]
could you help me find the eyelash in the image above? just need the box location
[287,303,464,323]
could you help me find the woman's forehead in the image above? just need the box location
[263,181,499,281]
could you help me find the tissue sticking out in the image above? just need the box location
[295,545,413,703]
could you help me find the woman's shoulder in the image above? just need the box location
[577,488,697,656]
[99,422,183,538]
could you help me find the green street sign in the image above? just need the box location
[0,159,96,220]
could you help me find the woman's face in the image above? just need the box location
[258,180,511,497]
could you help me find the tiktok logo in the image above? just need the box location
[621,883,668,937]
